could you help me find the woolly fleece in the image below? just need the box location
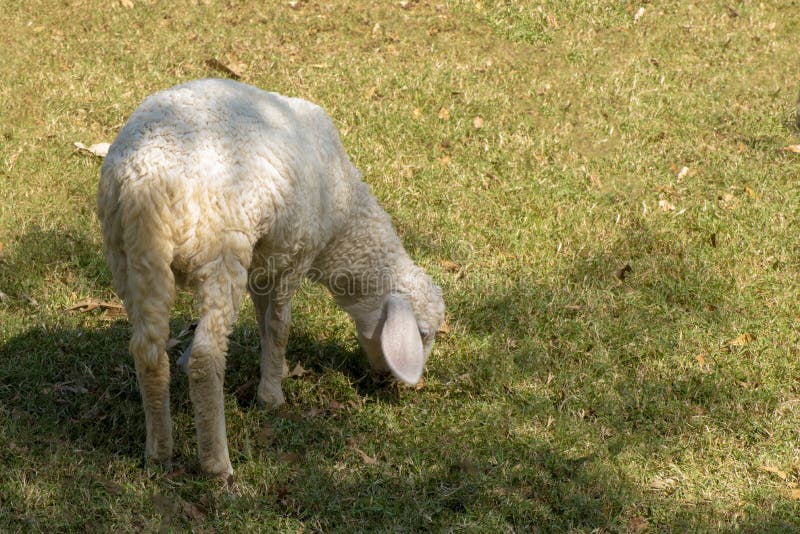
[97,79,445,474]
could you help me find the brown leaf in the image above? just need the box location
[437,155,451,165]
[181,499,206,520]
[328,400,345,411]
[627,515,649,533]
[472,116,484,129]
[546,12,558,29]
[101,480,123,496]
[589,173,602,188]
[438,107,450,121]
[658,199,676,212]
[256,425,275,446]
[302,407,324,418]
[151,493,178,516]
[66,298,126,316]
[288,363,308,378]
[726,332,755,347]
[278,451,303,464]
[615,263,632,281]
[438,320,451,334]
[414,376,426,390]
[205,58,242,80]
[74,142,110,158]
[412,108,422,119]
[120,0,134,8]
[347,440,377,465]
[759,465,788,480]
[440,259,461,273]
[784,489,800,500]
[695,353,706,366]
[649,476,677,491]
[744,185,760,199]
[783,145,800,153]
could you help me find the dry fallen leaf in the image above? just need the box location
[589,173,602,188]
[438,155,451,165]
[726,332,755,347]
[288,363,308,378]
[412,108,422,119]
[438,107,450,121]
[439,259,461,273]
[66,298,126,316]
[759,465,788,480]
[181,499,206,520]
[627,516,649,533]
[744,185,759,199]
[472,116,484,129]
[546,12,558,29]
[347,439,377,465]
[649,476,677,491]
[302,407,324,418]
[256,425,275,446]
[74,142,110,158]
[658,199,676,212]
[205,58,242,80]
[120,0,134,7]
[695,353,706,366]
[278,451,303,464]
[615,263,632,281]
[783,145,800,153]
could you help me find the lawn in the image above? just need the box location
[2,0,800,531]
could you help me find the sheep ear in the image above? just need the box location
[380,295,424,385]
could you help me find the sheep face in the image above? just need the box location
[349,274,444,385]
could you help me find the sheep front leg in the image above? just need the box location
[250,289,294,408]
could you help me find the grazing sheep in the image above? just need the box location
[97,78,445,475]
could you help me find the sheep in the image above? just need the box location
[97,78,445,475]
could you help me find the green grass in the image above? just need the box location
[3,0,800,531]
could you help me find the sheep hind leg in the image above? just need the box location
[188,256,247,476]
[125,264,175,464]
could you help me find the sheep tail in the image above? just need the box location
[119,178,176,369]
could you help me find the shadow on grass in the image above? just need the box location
[3,218,800,530]
[0,318,633,531]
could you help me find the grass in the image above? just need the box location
[2,0,800,531]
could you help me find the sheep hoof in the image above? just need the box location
[257,382,285,409]
[201,458,234,477]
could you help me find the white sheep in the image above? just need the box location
[97,78,445,475]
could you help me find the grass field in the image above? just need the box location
[2,0,800,531]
